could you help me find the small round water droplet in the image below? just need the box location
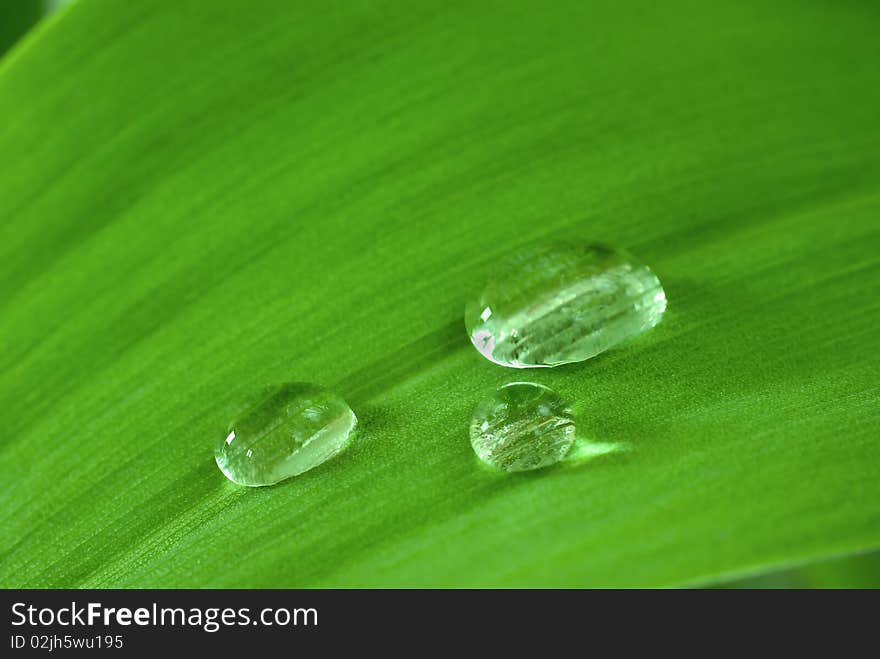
[465,243,666,368]
[215,382,357,486]
[469,382,575,472]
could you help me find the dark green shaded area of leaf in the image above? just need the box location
[1,0,878,587]
[718,550,880,589]
[0,0,43,56]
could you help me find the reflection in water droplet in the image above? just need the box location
[469,382,575,472]
[215,382,357,486]
[465,243,666,368]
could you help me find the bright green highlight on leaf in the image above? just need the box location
[215,383,357,487]
[465,243,666,368]
[1,0,879,587]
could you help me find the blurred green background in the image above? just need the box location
[0,1,42,56]
[1,0,878,588]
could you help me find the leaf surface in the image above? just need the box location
[1,0,879,587]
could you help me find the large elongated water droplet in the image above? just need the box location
[469,382,575,472]
[465,243,666,368]
[215,382,357,486]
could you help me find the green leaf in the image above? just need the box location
[1,0,878,588]
[718,550,880,589]
[0,0,44,56]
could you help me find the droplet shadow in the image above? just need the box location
[350,402,400,437]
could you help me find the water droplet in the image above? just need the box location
[215,382,357,486]
[469,382,575,472]
[465,243,666,368]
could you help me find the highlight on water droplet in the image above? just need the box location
[464,242,666,368]
[469,382,575,472]
[215,382,357,486]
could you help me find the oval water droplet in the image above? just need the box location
[465,243,666,368]
[469,382,575,472]
[215,382,357,486]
